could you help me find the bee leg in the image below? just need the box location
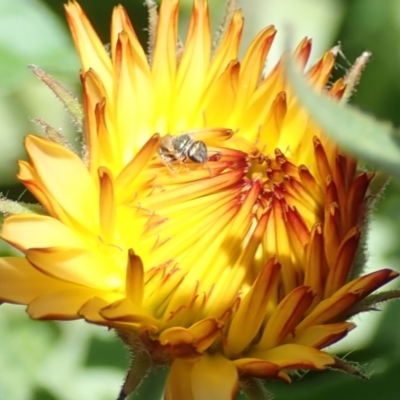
[205,161,214,177]
[158,152,178,174]
[165,162,178,174]
[175,156,193,174]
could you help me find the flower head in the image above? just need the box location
[0,0,398,399]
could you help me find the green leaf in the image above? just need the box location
[285,52,400,180]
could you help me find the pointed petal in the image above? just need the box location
[294,322,355,348]
[110,5,151,84]
[258,286,314,349]
[296,292,360,330]
[207,9,243,83]
[64,1,112,91]
[225,258,280,357]
[151,0,179,131]
[113,30,153,158]
[334,269,398,297]
[115,133,160,204]
[201,60,240,126]
[324,227,360,297]
[236,26,276,109]
[250,344,335,370]
[172,0,212,128]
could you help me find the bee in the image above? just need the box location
[158,133,208,167]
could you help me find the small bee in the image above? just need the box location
[158,133,208,167]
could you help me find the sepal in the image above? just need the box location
[0,197,46,217]
[29,65,84,133]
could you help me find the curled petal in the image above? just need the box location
[79,296,126,327]
[158,318,220,358]
[234,358,289,382]
[19,135,100,232]
[100,297,159,328]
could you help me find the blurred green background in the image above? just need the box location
[1,0,400,399]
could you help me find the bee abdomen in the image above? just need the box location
[187,141,208,163]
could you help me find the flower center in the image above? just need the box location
[242,139,323,232]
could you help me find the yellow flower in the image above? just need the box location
[0,0,398,399]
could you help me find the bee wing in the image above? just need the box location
[185,128,234,144]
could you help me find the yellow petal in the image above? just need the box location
[207,9,243,85]
[191,353,238,400]
[100,297,159,328]
[110,5,150,79]
[188,318,222,352]
[113,30,153,159]
[201,60,240,126]
[114,133,160,204]
[27,287,104,320]
[257,286,314,350]
[172,0,212,129]
[294,322,355,348]
[0,257,82,305]
[26,247,123,290]
[296,292,360,330]
[334,269,398,297]
[225,258,280,357]
[250,343,335,370]
[159,318,220,356]
[1,214,87,251]
[64,0,112,92]
[125,250,144,305]
[79,295,126,327]
[234,26,276,117]
[165,359,195,400]
[151,0,179,131]
[234,358,289,382]
[21,135,100,232]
